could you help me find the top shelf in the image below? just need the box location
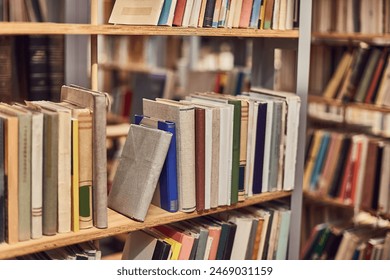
[0,22,299,38]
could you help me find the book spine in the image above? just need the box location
[18,114,32,241]
[0,118,4,243]
[252,102,267,194]
[172,0,188,26]
[238,0,253,28]
[212,0,222,27]
[218,0,229,27]
[71,118,80,232]
[249,0,262,28]
[229,100,241,204]
[157,121,179,212]
[92,95,108,229]
[31,113,43,239]
[78,112,93,229]
[203,0,216,27]
[195,108,206,211]
[158,0,173,25]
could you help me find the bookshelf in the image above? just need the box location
[0,0,312,260]
[303,0,390,259]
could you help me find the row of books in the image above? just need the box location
[12,241,101,260]
[312,0,390,34]
[318,45,390,107]
[0,85,109,245]
[301,222,390,260]
[0,35,65,103]
[122,202,291,260]
[0,0,64,22]
[107,88,300,222]
[308,101,390,139]
[109,0,299,30]
[304,129,390,215]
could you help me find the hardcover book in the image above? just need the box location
[134,115,178,213]
[142,98,196,212]
[108,124,172,221]
[61,85,109,229]
[109,0,165,25]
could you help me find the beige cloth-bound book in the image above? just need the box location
[108,124,172,222]
[109,0,165,25]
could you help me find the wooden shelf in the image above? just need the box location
[312,32,390,45]
[0,22,299,37]
[0,191,291,259]
[308,95,390,113]
[303,190,354,209]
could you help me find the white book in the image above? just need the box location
[241,97,255,196]
[109,0,165,25]
[228,214,254,260]
[262,99,274,193]
[226,0,237,28]
[278,0,287,30]
[232,0,243,28]
[203,236,214,259]
[182,0,195,27]
[189,0,202,27]
[122,231,158,260]
[272,0,281,30]
[218,0,229,27]
[285,0,294,30]
[212,0,222,27]
[167,0,179,26]
[247,102,259,197]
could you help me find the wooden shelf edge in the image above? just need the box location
[308,95,390,113]
[312,32,390,44]
[303,190,354,209]
[0,22,299,37]
[0,191,291,259]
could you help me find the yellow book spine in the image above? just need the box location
[71,118,80,232]
[164,237,182,260]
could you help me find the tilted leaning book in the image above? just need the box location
[108,124,172,222]
[134,114,178,213]
[61,84,109,229]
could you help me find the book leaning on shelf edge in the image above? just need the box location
[108,124,172,222]
[134,114,179,213]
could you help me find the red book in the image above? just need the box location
[173,0,187,26]
[239,0,254,28]
[364,49,388,103]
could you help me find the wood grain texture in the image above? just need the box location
[0,22,299,37]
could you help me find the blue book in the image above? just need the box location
[252,102,267,194]
[158,0,173,25]
[249,0,262,28]
[134,114,178,212]
[310,132,330,191]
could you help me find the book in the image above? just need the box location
[271,0,280,30]
[61,85,109,229]
[0,118,4,243]
[0,112,18,244]
[152,239,172,260]
[203,0,216,27]
[252,101,267,194]
[173,0,188,26]
[249,0,262,28]
[158,0,178,26]
[364,48,388,104]
[143,98,196,212]
[0,104,32,241]
[238,0,253,28]
[212,0,222,27]
[122,231,158,260]
[134,115,178,213]
[194,107,206,211]
[13,104,44,239]
[189,0,202,27]
[108,124,172,222]
[262,0,274,29]
[31,101,72,234]
[109,0,165,25]
[218,0,230,27]
[70,118,80,232]
[232,0,243,28]
[181,0,195,27]
[58,102,93,230]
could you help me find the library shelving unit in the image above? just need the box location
[0,0,312,260]
[303,5,390,256]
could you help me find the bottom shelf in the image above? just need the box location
[0,191,291,259]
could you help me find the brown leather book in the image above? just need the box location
[360,139,380,211]
[195,107,206,212]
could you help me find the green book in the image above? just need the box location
[228,99,241,204]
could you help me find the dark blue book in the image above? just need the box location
[203,0,216,27]
[134,114,178,212]
[252,102,267,194]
